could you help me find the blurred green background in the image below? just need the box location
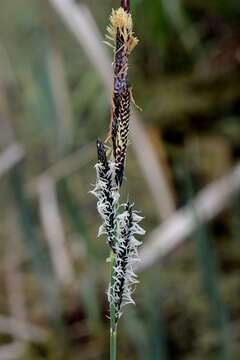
[0,0,240,359]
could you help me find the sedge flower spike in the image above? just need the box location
[108,203,145,322]
[91,139,119,253]
[91,3,144,357]
[92,138,144,321]
[106,6,138,186]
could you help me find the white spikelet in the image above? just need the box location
[91,140,119,252]
[108,202,145,320]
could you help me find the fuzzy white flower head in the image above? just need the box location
[91,140,119,252]
[108,202,145,320]
[106,7,139,54]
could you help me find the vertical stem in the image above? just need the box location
[110,253,117,360]
[110,327,117,360]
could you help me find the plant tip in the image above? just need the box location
[121,0,130,13]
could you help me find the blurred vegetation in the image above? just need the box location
[0,0,240,359]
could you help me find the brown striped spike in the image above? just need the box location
[113,89,131,186]
[106,4,138,186]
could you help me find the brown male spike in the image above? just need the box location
[106,3,138,186]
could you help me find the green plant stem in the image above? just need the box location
[110,253,117,360]
[110,326,117,360]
